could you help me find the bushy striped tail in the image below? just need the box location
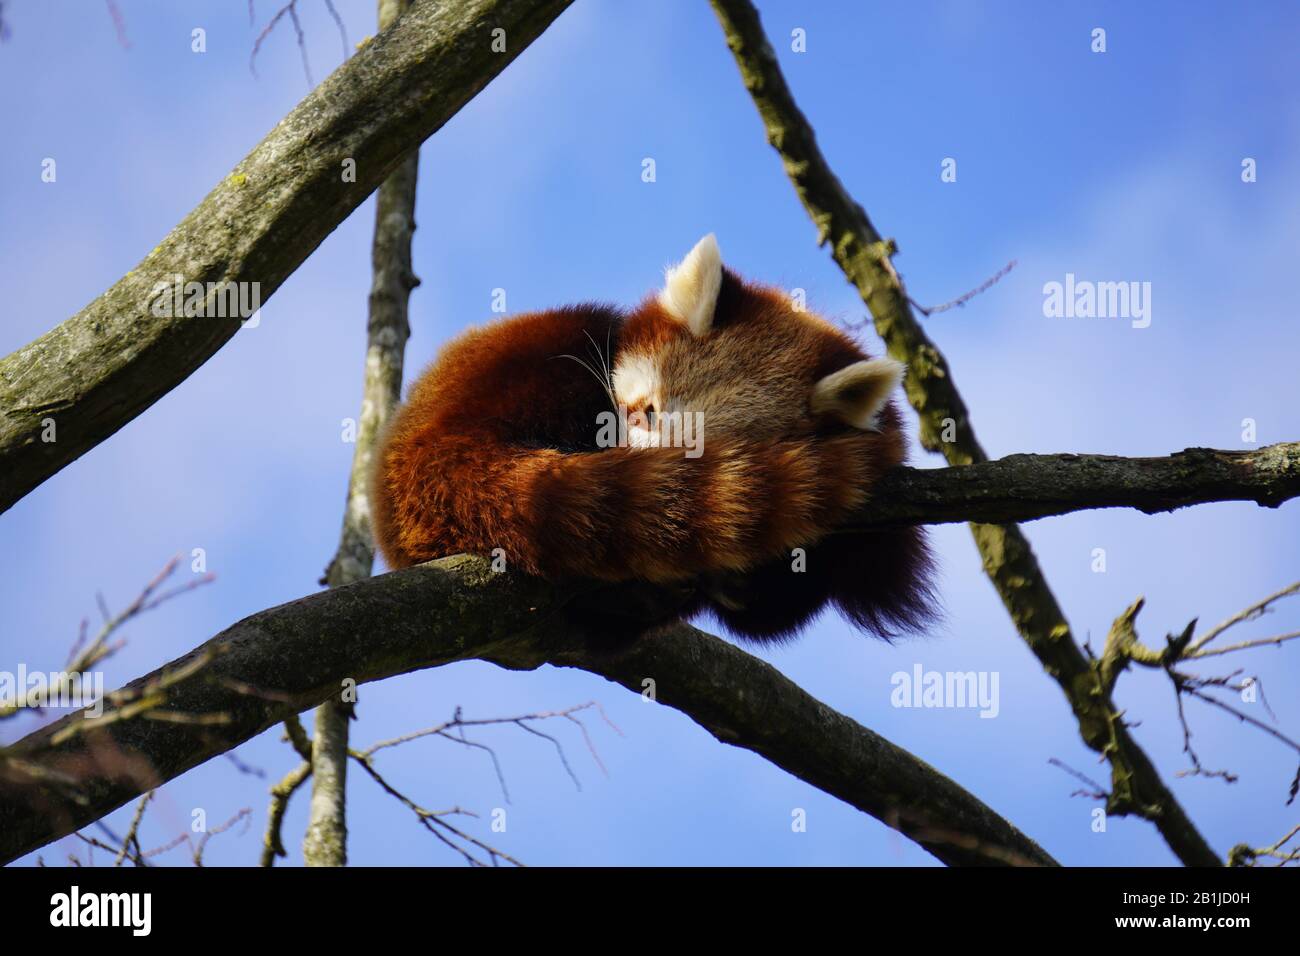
[373,431,892,584]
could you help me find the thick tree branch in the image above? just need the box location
[850,442,1300,530]
[710,0,1223,865]
[0,0,574,515]
[0,555,1056,869]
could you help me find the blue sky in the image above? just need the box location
[2,0,1298,866]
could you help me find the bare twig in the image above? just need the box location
[359,701,615,809]
[1187,631,1300,660]
[1229,824,1300,866]
[901,260,1017,318]
[250,1,310,83]
[1187,581,1300,657]
[261,761,311,866]
[349,752,522,866]
[1047,758,1109,801]
[190,808,252,866]
[2,555,214,720]
[323,0,349,59]
[249,0,353,85]
[114,790,153,866]
[1095,589,1299,799]
[104,0,129,49]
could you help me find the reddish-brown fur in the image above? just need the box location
[371,265,936,644]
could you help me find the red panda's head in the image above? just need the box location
[613,234,906,445]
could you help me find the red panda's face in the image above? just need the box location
[612,235,906,446]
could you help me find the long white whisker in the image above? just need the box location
[582,329,610,386]
[552,353,617,411]
[601,325,615,395]
[605,323,613,385]
[582,328,618,408]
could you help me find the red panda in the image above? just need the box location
[370,235,935,644]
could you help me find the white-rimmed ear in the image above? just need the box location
[659,234,722,337]
[810,357,905,431]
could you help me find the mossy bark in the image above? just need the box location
[0,0,574,514]
[849,443,1300,530]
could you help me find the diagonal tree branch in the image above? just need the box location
[0,0,574,515]
[0,555,1056,869]
[709,0,1224,865]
